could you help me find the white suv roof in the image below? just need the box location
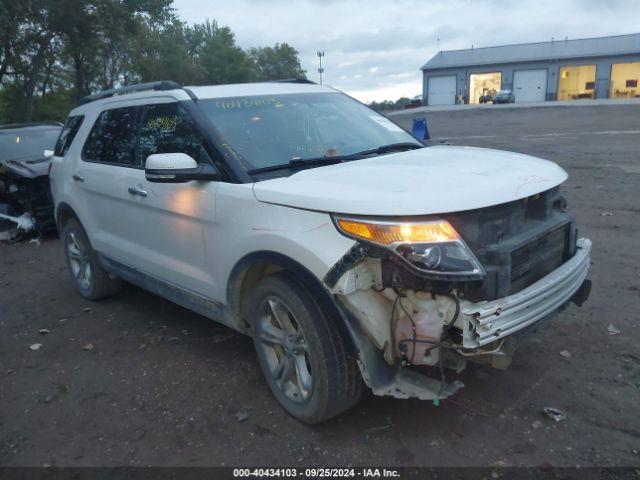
[70,81,338,116]
[187,82,337,100]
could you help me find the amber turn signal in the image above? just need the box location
[336,218,459,246]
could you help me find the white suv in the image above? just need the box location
[50,80,592,423]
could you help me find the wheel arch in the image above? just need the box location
[226,250,357,354]
[55,202,80,231]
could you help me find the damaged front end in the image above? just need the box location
[324,187,592,402]
[0,123,61,240]
[0,165,55,238]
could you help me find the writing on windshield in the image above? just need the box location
[199,92,417,171]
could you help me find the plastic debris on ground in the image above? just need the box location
[235,411,250,422]
[608,324,621,335]
[542,407,566,423]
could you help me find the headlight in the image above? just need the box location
[333,216,485,278]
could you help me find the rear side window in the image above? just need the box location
[138,103,203,164]
[83,106,141,167]
[54,115,84,157]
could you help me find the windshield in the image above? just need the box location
[198,92,419,171]
[0,126,61,162]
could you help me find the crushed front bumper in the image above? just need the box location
[462,238,591,348]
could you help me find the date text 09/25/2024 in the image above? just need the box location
[233,468,400,478]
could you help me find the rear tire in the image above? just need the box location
[249,272,363,423]
[61,218,122,300]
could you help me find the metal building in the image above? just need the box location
[421,33,640,105]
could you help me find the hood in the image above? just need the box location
[252,146,568,216]
[0,156,50,179]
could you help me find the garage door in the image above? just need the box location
[427,76,456,105]
[513,69,547,102]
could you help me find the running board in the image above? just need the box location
[97,254,240,332]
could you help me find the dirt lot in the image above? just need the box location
[1,104,639,468]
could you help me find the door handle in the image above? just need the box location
[127,186,148,197]
[72,174,85,182]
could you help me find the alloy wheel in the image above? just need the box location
[66,231,92,291]
[255,296,314,403]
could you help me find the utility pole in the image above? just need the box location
[317,51,325,85]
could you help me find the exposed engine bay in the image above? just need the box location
[325,187,592,400]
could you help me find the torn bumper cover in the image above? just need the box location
[366,366,463,401]
[462,238,592,348]
[329,237,591,402]
[336,303,464,402]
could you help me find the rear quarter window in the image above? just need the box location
[54,115,84,157]
[83,106,141,167]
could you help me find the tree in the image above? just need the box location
[0,2,307,122]
[4,1,61,121]
[56,0,174,99]
[249,43,306,81]
[367,96,412,112]
[0,1,22,84]
[134,17,203,86]
[190,20,256,84]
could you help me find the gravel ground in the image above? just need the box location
[1,103,639,468]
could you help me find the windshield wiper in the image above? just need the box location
[247,156,345,175]
[247,142,424,175]
[295,142,423,164]
[348,142,424,157]
[287,142,424,166]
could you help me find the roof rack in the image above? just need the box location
[78,78,316,106]
[0,121,63,130]
[78,80,183,106]
[271,78,316,84]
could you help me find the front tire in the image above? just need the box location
[249,272,363,423]
[61,218,122,300]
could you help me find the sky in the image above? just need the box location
[173,0,640,103]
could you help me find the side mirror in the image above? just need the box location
[145,153,220,183]
[43,149,54,158]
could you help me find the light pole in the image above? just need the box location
[317,51,325,85]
